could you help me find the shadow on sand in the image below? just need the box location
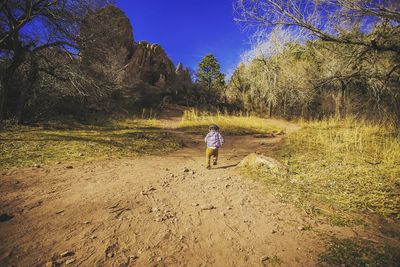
[214,163,239,170]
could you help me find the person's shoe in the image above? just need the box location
[213,161,217,166]
[206,166,211,170]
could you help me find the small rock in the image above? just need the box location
[65,259,76,265]
[82,221,91,224]
[107,252,114,258]
[61,250,74,257]
[183,167,190,172]
[220,212,226,216]
[191,171,196,175]
[55,210,65,215]
[260,255,270,263]
[56,161,62,164]
[54,259,64,265]
[191,203,199,206]
[200,205,215,210]
[33,164,41,168]
[45,261,54,267]
[0,213,14,222]
[89,235,97,239]
[152,207,160,212]
[155,217,164,222]
[79,153,84,157]
[291,179,298,184]
[297,226,305,231]
[129,255,139,260]
[297,247,301,250]
[226,206,232,210]
[165,168,169,171]
[65,165,73,169]
[157,257,162,262]
[272,229,277,234]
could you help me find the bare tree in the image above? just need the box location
[234,0,400,53]
[235,0,400,122]
[0,0,113,122]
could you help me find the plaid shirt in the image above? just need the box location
[205,130,224,148]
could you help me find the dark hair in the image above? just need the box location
[209,124,219,131]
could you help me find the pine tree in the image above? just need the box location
[196,53,225,102]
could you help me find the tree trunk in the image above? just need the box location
[301,105,307,118]
[0,73,14,122]
[0,46,27,121]
[394,97,400,129]
[0,79,6,122]
[16,57,38,123]
[333,90,343,118]
[340,81,347,117]
[283,98,286,117]
[16,86,28,124]
[267,101,272,118]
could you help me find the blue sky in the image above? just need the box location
[116,0,252,76]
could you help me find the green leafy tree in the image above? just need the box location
[196,53,226,103]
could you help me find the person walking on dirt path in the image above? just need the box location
[204,124,224,170]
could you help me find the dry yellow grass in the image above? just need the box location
[179,109,280,135]
[300,117,400,164]
[242,116,400,222]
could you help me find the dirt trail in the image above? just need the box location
[0,110,348,266]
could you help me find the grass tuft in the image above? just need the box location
[178,109,280,135]
[319,237,400,267]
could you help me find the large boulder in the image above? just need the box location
[238,153,286,173]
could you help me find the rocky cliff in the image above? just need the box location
[78,5,134,84]
[123,41,176,88]
[78,4,190,104]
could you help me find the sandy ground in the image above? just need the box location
[0,108,398,266]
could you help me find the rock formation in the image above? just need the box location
[78,5,134,83]
[78,5,182,93]
[123,41,176,88]
[175,63,192,83]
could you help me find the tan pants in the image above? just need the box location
[205,147,219,167]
